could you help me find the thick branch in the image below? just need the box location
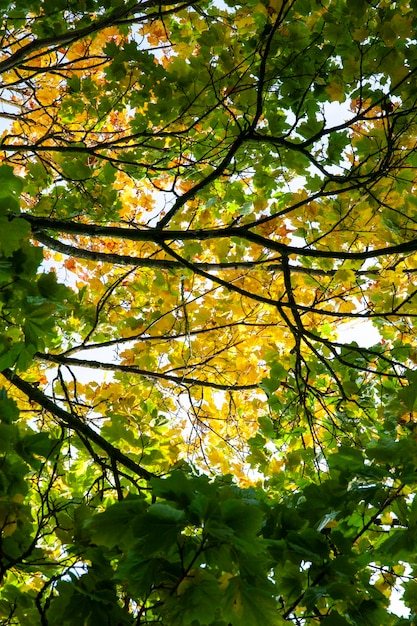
[1,368,154,481]
[34,353,259,391]
[36,231,386,277]
[24,214,417,260]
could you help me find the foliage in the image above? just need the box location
[0,0,417,623]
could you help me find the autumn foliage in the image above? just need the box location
[0,0,417,623]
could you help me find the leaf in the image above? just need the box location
[88,497,147,549]
[327,446,365,474]
[223,577,279,626]
[169,570,223,625]
[59,155,92,180]
[259,362,287,394]
[133,503,186,555]
[0,217,30,257]
[16,431,61,467]
[398,369,417,410]
[23,302,56,348]
[0,165,24,198]
[258,414,275,439]
[325,80,346,102]
[220,498,263,538]
[0,388,19,424]
[404,580,417,613]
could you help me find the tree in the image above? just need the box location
[0,0,417,622]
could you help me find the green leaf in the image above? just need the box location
[0,165,24,198]
[23,302,56,349]
[59,156,92,180]
[223,577,279,626]
[403,579,417,612]
[0,388,19,424]
[167,571,223,625]
[0,217,30,257]
[133,503,186,555]
[327,447,364,474]
[220,498,263,538]
[258,415,275,438]
[88,497,146,549]
[16,431,60,467]
[286,528,329,560]
[148,502,185,523]
[398,370,417,410]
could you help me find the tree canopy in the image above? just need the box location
[1,0,417,623]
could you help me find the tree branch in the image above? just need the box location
[34,353,260,391]
[1,368,155,481]
[23,214,417,260]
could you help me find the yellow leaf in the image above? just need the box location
[326,80,345,102]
